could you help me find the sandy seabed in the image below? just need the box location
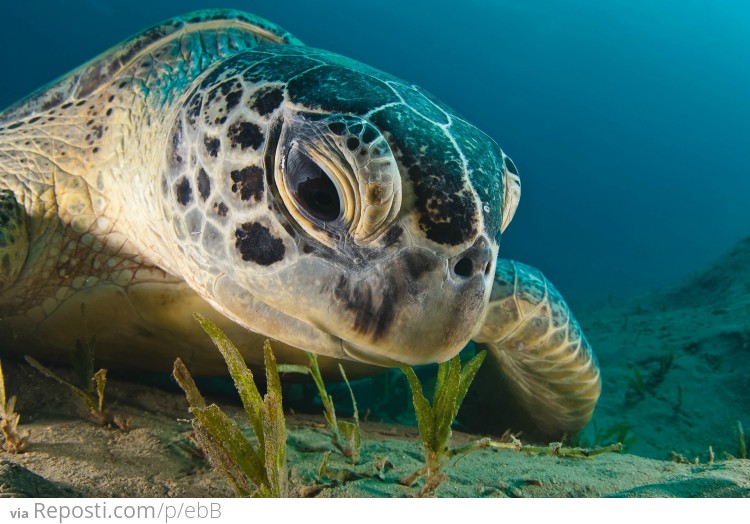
[1,384,748,498]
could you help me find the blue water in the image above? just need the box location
[2,0,748,307]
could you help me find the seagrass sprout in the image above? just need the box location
[173,314,287,497]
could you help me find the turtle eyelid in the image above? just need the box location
[501,154,521,234]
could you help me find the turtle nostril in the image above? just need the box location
[451,235,493,279]
[454,257,474,278]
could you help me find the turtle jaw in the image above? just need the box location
[333,272,491,366]
[211,244,492,367]
[298,245,493,366]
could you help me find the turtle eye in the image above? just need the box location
[286,146,341,223]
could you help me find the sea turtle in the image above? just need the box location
[0,10,600,438]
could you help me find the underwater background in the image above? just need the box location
[1,0,749,308]
[0,0,748,471]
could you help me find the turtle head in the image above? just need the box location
[162,47,520,366]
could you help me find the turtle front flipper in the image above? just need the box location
[0,190,28,293]
[464,259,600,439]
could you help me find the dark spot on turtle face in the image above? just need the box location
[186,91,202,126]
[7,122,22,130]
[230,166,264,201]
[250,86,284,116]
[214,201,229,217]
[204,80,243,126]
[92,147,99,154]
[224,88,242,113]
[106,108,112,117]
[197,168,211,201]
[170,125,183,164]
[381,226,403,247]
[328,122,346,135]
[346,137,360,151]
[207,79,241,108]
[108,95,115,103]
[333,275,398,341]
[28,116,40,124]
[234,222,285,265]
[76,100,86,106]
[204,135,220,158]
[404,251,439,280]
[302,243,316,254]
[408,163,478,245]
[227,121,264,150]
[175,177,192,206]
[61,102,73,109]
[362,126,378,144]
